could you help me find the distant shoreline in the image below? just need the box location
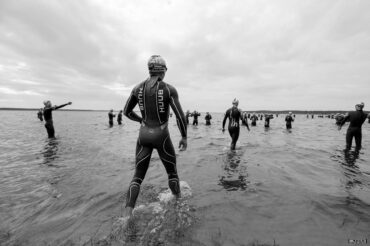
[1,108,364,114]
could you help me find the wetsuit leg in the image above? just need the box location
[354,128,362,151]
[126,140,153,208]
[45,123,55,138]
[228,127,240,150]
[286,123,292,129]
[156,135,180,196]
[345,128,354,150]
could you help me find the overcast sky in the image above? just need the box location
[0,0,369,112]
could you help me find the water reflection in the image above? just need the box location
[42,138,60,166]
[219,150,248,191]
[331,149,363,190]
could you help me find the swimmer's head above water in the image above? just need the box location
[43,100,52,107]
[232,98,239,107]
[355,102,364,110]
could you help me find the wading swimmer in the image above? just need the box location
[185,110,191,125]
[117,110,123,125]
[43,101,72,138]
[338,102,368,151]
[123,55,187,218]
[192,111,201,125]
[108,109,116,127]
[250,113,258,126]
[222,99,249,150]
[205,112,212,125]
[285,112,294,129]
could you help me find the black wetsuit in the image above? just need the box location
[117,113,122,125]
[223,107,242,150]
[43,103,69,138]
[192,112,200,125]
[250,115,258,126]
[264,116,271,127]
[340,110,368,151]
[205,114,212,125]
[285,115,294,129]
[185,112,191,125]
[123,77,187,208]
[108,112,115,126]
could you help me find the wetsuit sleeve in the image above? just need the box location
[169,86,187,138]
[123,87,142,123]
[222,110,229,129]
[54,103,70,110]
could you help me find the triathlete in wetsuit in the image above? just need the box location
[192,111,200,125]
[117,110,123,125]
[250,113,258,126]
[205,112,212,125]
[123,55,187,218]
[285,112,294,129]
[108,109,116,127]
[43,101,72,138]
[264,114,274,128]
[185,110,191,125]
[338,103,368,151]
[222,99,249,150]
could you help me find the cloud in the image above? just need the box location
[0,0,369,111]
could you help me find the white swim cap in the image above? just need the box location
[232,98,239,105]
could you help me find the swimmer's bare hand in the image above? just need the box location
[179,137,187,151]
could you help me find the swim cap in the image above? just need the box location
[148,55,167,73]
[356,102,364,109]
[43,100,51,106]
[232,98,239,105]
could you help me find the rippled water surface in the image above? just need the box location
[1,110,370,246]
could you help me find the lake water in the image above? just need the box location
[0,110,369,246]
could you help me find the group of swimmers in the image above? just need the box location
[108,109,123,126]
[37,55,369,222]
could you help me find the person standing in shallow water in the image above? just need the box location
[338,102,368,151]
[222,99,249,150]
[117,110,123,125]
[122,55,187,218]
[108,109,116,127]
[185,110,191,125]
[43,101,72,138]
[285,112,294,129]
[250,113,258,126]
[192,111,200,125]
[205,112,212,125]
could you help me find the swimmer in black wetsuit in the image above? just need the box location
[108,109,116,127]
[250,113,258,126]
[338,102,368,151]
[37,108,43,121]
[285,112,294,129]
[117,110,123,125]
[185,110,191,125]
[43,100,72,138]
[205,112,212,125]
[264,114,274,128]
[123,55,187,218]
[192,111,200,125]
[222,99,249,150]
